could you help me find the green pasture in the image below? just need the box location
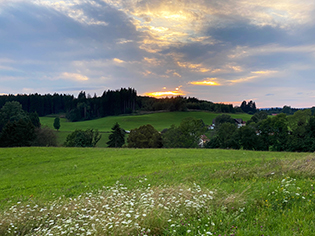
[40,111,252,146]
[1,147,315,235]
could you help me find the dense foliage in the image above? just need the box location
[162,117,207,148]
[127,124,162,148]
[0,101,58,147]
[64,129,102,147]
[206,111,315,152]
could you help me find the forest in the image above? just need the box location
[0,88,241,122]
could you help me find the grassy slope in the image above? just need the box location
[1,147,315,235]
[40,111,252,146]
[0,147,308,207]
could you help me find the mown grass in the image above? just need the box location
[1,148,315,235]
[40,111,252,147]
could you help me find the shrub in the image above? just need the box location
[64,129,101,147]
[32,126,58,147]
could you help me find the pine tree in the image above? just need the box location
[107,123,125,147]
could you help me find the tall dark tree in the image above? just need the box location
[240,100,257,114]
[107,123,125,147]
[53,117,61,131]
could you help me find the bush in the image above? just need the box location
[64,129,101,147]
[32,126,58,147]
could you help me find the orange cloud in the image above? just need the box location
[144,89,186,98]
[61,72,89,81]
[189,78,221,86]
[113,58,125,63]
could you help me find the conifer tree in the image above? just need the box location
[53,117,60,131]
[107,123,125,147]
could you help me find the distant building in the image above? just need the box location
[234,119,246,128]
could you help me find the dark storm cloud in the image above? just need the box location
[207,24,289,47]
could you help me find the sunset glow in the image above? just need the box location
[189,79,220,86]
[145,90,186,98]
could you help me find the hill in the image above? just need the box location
[0,147,314,235]
[40,111,252,147]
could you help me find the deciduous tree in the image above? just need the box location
[127,124,162,148]
[64,129,101,147]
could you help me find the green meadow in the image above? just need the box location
[1,147,315,235]
[40,111,252,147]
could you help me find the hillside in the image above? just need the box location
[1,147,314,235]
[40,111,252,147]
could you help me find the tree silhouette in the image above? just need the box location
[53,117,60,131]
[107,123,125,148]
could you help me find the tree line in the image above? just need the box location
[104,109,315,152]
[0,88,247,123]
[207,110,315,152]
[2,98,315,152]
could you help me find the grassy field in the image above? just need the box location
[1,147,315,235]
[40,111,252,147]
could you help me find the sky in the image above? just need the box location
[1,0,315,108]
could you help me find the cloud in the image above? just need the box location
[113,58,125,64]
[189,78,221,86]
[1,0,315,108]
[177,61,211,73]
[60,72,89,81]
